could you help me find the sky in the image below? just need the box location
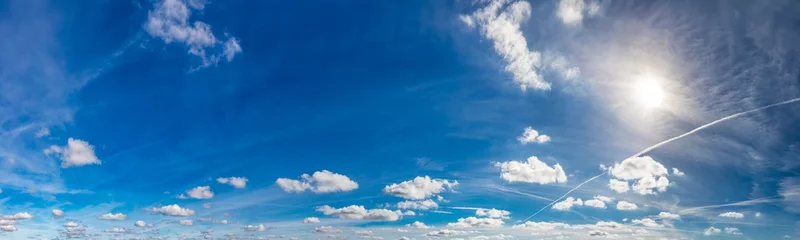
[0,0,799,239]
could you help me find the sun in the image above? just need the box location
[633,75,664,108]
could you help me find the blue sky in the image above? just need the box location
[1,0,799,239]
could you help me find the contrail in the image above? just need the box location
[522,97,800,222]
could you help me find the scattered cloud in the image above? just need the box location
[631,218,663,228]
[517,127,550,144]
[495,155,567,184]
[447,217,504,228]
[179,219,193,226]
[217,177,248,188]
[276,170,358,193]
[35,128,50,138]
[243,224,268,232]
[608,179,630,193]
[657,212,680,220]
[178,186,214,199]
[302,217,320,224]
[718,212,744,219]
[672,168,685,176]
[148,204,196,216]
[134,220,147,227]
[475,208,511,219]
[44,138,101,168]
[724,227,743,235]
[556,0,600,25]
[313,226,342,234]
[98,213,127,221]
[383,176,457,200]
[703,227,721,236]
[52,209,63,218]
[406,221,429,229]
[397,199,439,210]
[583,199,606,209]
[316,205,402,221]
[616,201,638,211]
[553,197,583,211]
[425,229,467,237]
[609,156,672,195]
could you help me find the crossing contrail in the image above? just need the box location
[522,97,800,222]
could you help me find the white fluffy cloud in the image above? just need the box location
[517,127,550,144]
[718,212,744,219]
[459,0,550,90]
[672,168,685,176]
[447,217,504,228]
[243,224,268,232]
[217,177,248,188]
[725,227,743,235]
[703,227,721,236]
[2,212,33,220]
[276,170,358,193]
[608,179,630,193]
[553,197,583,211]
[425,229,468,237]
[313,226,342,234]
[52,209,63,218]
[631,176,670,195]
[383,176,457,200]
[609,156,672,195]
[98,213,127,221]
[476,208,511,219]
[145,0,242,68]
[316,205,402,221]
[0,224,15,232]
[149,204,196,216]
[556,0,600,25]
[63,221,79,227]
[583,199,606,209]
[44,138,101,168]
[406,221,429,229]
[616,201,638,211]
[657,212,680,220]
[135,220,147,227]
[631,218,663,228]
[179,186,214,199]
[302,217,320,224]
[495,155,567,184]
[593,195,614,203]
[397,199,439,210]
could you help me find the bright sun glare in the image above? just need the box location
[634,75,664,108]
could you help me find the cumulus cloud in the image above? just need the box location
[609,156,672,195]
[63,221,79,227]
[556,0,600,25]
[495,155,567,184]
[616,201,638,211]
[178,186,214,199]
[104,227,135,234]
[608,179,630,193]
[243,224,268,232]
[44,138,101,168]
[517,127,550,144]
[276,170,358,193]
[583,199,606,209]
[149,204,196,216]
[447,217,504,228]
[672,168,685,176]
[476,208,511,219]
[631,218,663,228]
[588,230,608,236]
[316,205,402,221]
[459,0,550,90]
[144,0,242,68]
[553,197,583,211]
[98,213,127,221]
[593,195,614,203]
[631,176,670,195]
[718,212,744,219]
[425,229,467,237]
[703,227,721,236]
[725,227,743,235]
[134,220,148,227]
[217,177,248,188]
[303,217,320,224]
[397,199,439,210]
[52,209,63,218]
[0,224,16,232]
[658,212,680,220]
[313,226,342,234]
[383,176,457,200]
[406,221,429,229]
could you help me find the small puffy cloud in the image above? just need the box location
[243,224,268,232]
[44,138,101,168]
[52,209,63,218]
[595,221,622,229]
[406,221,429,229]
[313,226,342,234]
[593,195,614,203]
[217,177,248,189]
[134,220,147,227]
[608,179,630,193]
[447,217,504,228]
[556,0,600,25]
[383,176,457,200]
[149,204,196,216]
[552,197,583,211]
[517,127,550,144]
[672,168,685,176]
[583,199,606,209]
[425,229,467,237]
[316,205,401,221]
[179,219,193,226]
[104,227,135,234]
[725,227,743,235]
[718,212,744,219]
[616,201,638,211]
[755,212,761,217]
[302,217,320,224]
[495,156,567,184]
[703,227,721,236]
[98,213,127,221]
[2,212,33,220]
[631,218,663,228]
[63,221,79,227]
[609,156,672,194]
[657,212,680,220]
[0,225,16,232]
[276,170,358,193]
[397,199,439,210]
[476,208,511,219]
[179,186,214,199]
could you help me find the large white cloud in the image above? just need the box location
[149,204,196,216]
[495,156,567,184]
[276,170,358,193]
[616,201,638,211]
[44,138,101,168]
[144,0,242,68]
[397,199,439,210]
[609,156,672,195]
[447,217,504,228]
[217,177,248,189]
[718,212,744,219]
[315,205,401,221]
[98,213,127,221]
[517,127,550,144]
[382,176,457,200]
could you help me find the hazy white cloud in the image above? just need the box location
[556,0,599,25]
[0,224,16,232]
[425,229,468,237]
[447,217,504,228]
[553,197,583,211]
[460,0,550,90]
[104,227,135,234]
[2,212,33,220]
[657,212,680,220]
[217,177,248,188]
[203,203,211,209]
[476,208,511,219]
[778,177,800,213]
[672,168,685,176]
[179,186,214,199]
[313,226,342,234]
[703,227,721,236]
[397,199,439,210]
[63,221,79,227]
[718,212,744,219]
[406,221,429,229]
[276,170,358,193]
[302,217,320,224]
[98,213,127,221]
[383,176,458,200]
[725,227,743,235]
[755,212,762,217]
[495,155,567,184]
[44,138,101,168]
[243,224,268,232]
[149,204,196,216]
[316,205,402,221]
[52,209,63,218]
[631,218,663,228]
[616,201,638,211]
[517,127,550,144]
[179,219,193,226]
[35,128,50,138]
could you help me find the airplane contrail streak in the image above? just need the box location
[522,97,800,222]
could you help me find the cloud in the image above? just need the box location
[2,212,33,220]
[44,138,101,168]
[475,208,511,219]
[583,199,606,209]
[609,156,672,195]
[35,128,50,138]
[593,195,614,203]
[313,226,342,234]
[217,177,248,189]
[315,205,402,221]
[63,221,79,227]
[460,0,550,90]
[553,197,583,211]
[556,0,600,25]
[588,230,608,236]
[517,127,550,144]
[778,177,800,213]
[144,0,242,68]
[276,170,358,193]
[0,225,15,232]
[148,204,196,216]
[703,227,721,236]
[134,220,147,227]
[104,227,135,234]
[243,224,268,232]
[52,209,63,218]
[98,213,127,221]
[425,229,468,237]
[382,176,458,200]
[447,217,504,228]
[616,201,638,211]
[608,179,630,193]
[178,186,214,199]
[657,212,680,220]
[631,176,670,195]
[179,219,193,226]
[495,155,567,184]
[671,168,685,176]
[718,212,744,219]
[725,227,743,235]
[397,199,439,210]
[406,221,429,229]
[631,218,663,228]
[302,217,320,224]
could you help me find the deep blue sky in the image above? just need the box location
[0,0,799,239]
